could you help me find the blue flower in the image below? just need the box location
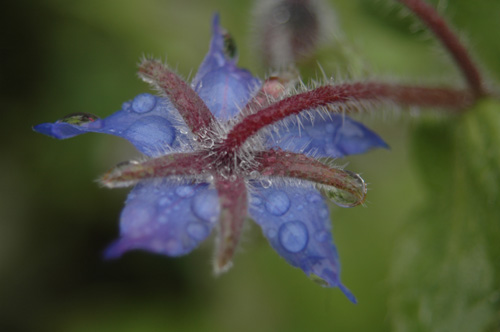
[34,15,388,303]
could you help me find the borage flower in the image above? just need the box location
[34,15,388,303]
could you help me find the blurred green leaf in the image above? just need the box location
[390,99,500,331]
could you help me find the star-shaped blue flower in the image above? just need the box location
[34,15,388,303]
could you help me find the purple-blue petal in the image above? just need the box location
[192,14,261,120]
[249,183,356,303]
[104,180,220,259]
[266,115,388,158]
[33,93,189,157]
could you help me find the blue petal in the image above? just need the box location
[249,183,356,303]
[192,14,261,120]
[33,93,189,157]
[266,115,388,158]
[105,180,220,259]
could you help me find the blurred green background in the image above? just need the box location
[2,0,500,331]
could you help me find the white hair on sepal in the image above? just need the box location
[296,139,313,154]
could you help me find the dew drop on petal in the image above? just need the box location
[250,196,262,206]
[125,116,176,148]
[324,143,341,157]
[278,221,308,253]
[57,112,100,125]
[192,190,220,223]
[319,208,329,219]
[175,185,195,198]
[121,205,154,235]
[260,178,272,189]
[158,195,173,207]
[265,190,290,216]
[325,123,336,134]
[187,222,209,240]
[249,170,260,179]
[307,193,322,203]
[314,230,329,243]
[131,93,157,113]
[165,239,183,255]
[267,228,277,238]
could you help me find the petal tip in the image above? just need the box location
[103,240,126,260]
[32,123,54,136]
[212,12,220,29]
[339,283,357,304]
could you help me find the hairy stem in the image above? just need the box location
[213,176,248,274]
[255,150,366,206]
[223,82,473,152]
[397,0,486,97]
[99,152,209,188]
[138,59,216,137]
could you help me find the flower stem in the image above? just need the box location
[397,0,486,97]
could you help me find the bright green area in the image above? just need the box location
[2,0,500,331]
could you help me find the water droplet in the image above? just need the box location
[158,195,173,207]
[57,112,99,125]
[319,208,329,219]
[192,190,220,223]
[266,228,277,238]
[250,196,262,206]
[204,139,214,148]
[260,178,272,189]
[307,193,322,203]
[324,143,341,158]
[265,190,290,216]
[229,174,237,182]
[175,185,195,198]
[325,123,336,134]
[121,205,153,234]
[219,166,231,180]
[278,221,308,253]
[318,170,366,208]
[131,93,157,113]
[165,239,182,255]
[187,222,209,240]
[115,159,139,169]
[125,116,175,148]
[179,127,189,135]
[249,170,260,179]
[314,230,329,243]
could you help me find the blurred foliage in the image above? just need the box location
[1,0,499,331]
[391,100,500,331]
